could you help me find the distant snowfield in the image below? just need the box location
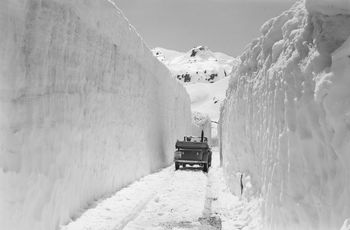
[153,46,238,84]
[185,77,230,122]
[61,150,261,230]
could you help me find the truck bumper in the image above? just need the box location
[174,160,206,164]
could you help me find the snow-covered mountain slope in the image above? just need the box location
[153,46,238,83]
[185,77,230,123]
[153,46,239,139]
[0,1,191,230]
[220,1,350,229]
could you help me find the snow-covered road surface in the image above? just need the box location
[61,150,261,230]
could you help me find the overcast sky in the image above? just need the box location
[115,0,296,57]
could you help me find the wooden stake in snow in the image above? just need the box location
[240,174,244,195]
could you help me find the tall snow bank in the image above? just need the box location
[220,1,350,229]
[0,0,191,230]
[306,0,350,15]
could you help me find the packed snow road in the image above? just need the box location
[61,149,260,230]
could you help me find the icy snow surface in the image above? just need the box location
[0,0,191,230]
[220,0,350,229]
[61,149,261,230]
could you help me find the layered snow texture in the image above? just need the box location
[220,1,350,229]
[0,1,191,230]
[153,46,237,84]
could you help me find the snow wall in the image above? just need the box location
[191,112,212,146]
[0,0,192,230]
[220,1,350,229]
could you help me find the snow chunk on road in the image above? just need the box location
[191,112,212,145]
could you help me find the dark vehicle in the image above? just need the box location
[174,136,212,172]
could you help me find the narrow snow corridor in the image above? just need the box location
[3,0,350,229]
[61,149,261,230]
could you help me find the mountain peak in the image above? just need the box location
[189,46,210,57]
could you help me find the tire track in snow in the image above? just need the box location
[61,167,175,230]
[202,173,214,218]
[114,168,178,230]
[113,190,158,230]
[198,169,222,230]
[123,168,208,230]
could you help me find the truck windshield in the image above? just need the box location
[184,137,207,142]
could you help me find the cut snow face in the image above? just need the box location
[220,0,350,229]
[153,46,238,84]
[0,0,191,230]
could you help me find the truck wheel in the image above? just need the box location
[175,163,180,170]
[203,163,208,173]
[182,163,186,168]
